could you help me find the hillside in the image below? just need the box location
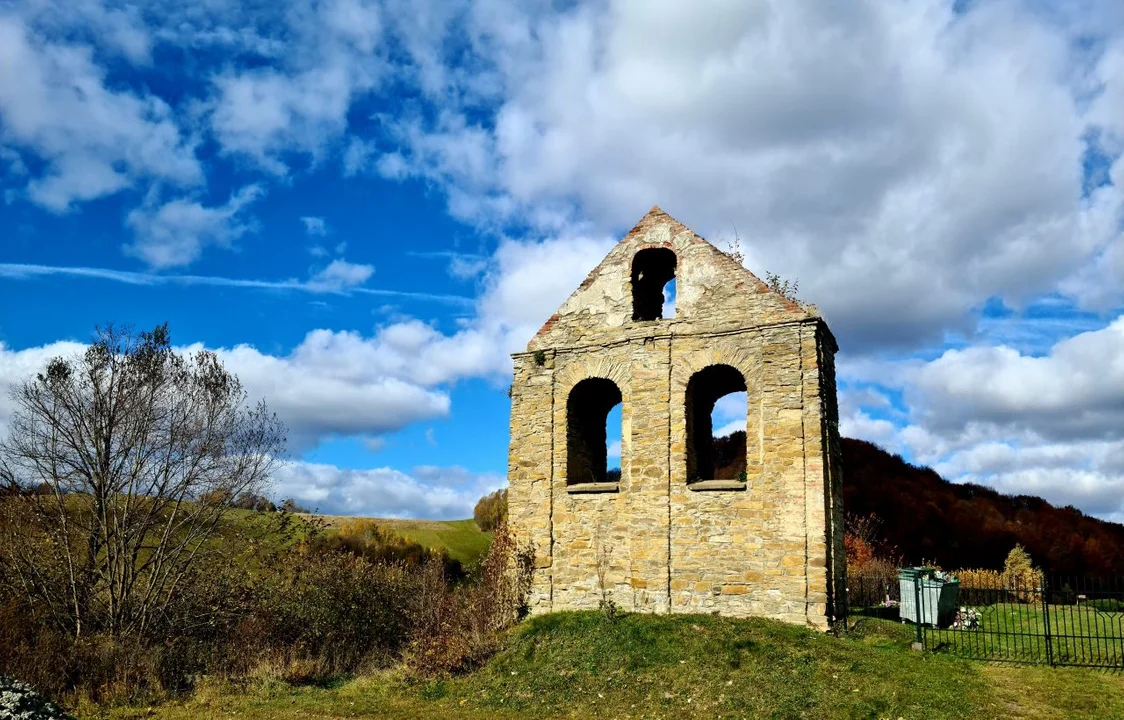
[106,611,1124,719]
[711,433,1124,575]
[306,515,492,566]
[841,438,1124,575]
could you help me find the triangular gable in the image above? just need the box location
[528,206,815,351]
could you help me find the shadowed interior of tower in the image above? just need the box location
[685,364,748,481]
[631,247,677,321]
[566,377,623,484]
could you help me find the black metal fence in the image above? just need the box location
[847,570,1124,669]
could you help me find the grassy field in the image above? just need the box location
[925,601,1124,666]
[98,612,1124,720]
[306,515,492,566]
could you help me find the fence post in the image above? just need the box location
[1041,575,1054,667]
[913,574,924,651]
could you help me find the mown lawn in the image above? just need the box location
[905,601,1124,667]
[98,612,1124,720]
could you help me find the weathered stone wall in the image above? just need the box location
[507,352,555,611]
[508,207,845,628]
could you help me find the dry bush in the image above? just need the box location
[0,534,262,705]
[406,523,534,676]
[952,546,1043,605]
[0,598,73,700]
[845,534,876,571]
[0,599,187,707]
[1002,544,1043,602]
[855,556,899,578]
[0,507,429,705]
[843,513,905,610]
[234,545,422,678]
[953,568,1003,589]
[844,512,901,578]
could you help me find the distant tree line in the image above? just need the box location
[713,434,1124,575]
[841,438,1124,576]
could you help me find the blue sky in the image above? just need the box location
[1,0,1123,522]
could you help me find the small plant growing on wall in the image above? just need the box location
[722,233,745,264]
[719,227,814,312]
[596,541,620,620]
[533,349,546,366]
[763,271,800,301]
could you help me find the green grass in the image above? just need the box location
[982,663,1124,719]
[214,509,492,567]
[308,515,492,566]
[925,602,1124,666]
[98,611,1124,720]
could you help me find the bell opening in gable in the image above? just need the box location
[631,248,677,321]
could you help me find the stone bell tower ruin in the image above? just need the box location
[507,207,845,628]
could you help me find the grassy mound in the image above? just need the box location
[102,611,1124,719]
[448,613,983,718]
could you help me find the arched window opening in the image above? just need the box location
[631,248,677,321]
[686,365,748,482]
[567,378,623,485]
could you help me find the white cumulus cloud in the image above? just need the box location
[0,15,201,212]
[301,216,329,236]
[273,461,504,518]
[125,185,265,269]
[306,259,375,291]
[374,0,1124,351]
[840,315,1124,522]
[0,333,453,457]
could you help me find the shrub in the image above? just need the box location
[0,508,431,703]
[954,568,1003,589]
[406,523,534,676]
[279,498,311,514]
[845,534,876,571]
[0,488,534,706]
[953,547,1044,605]
[0,604,181,707]
[844,512,902,580]
[0,511,282,704]
[244,547,421,676]
[1002,544,1043,602]
[0,599,74,702]
[473,489,508,532]
[232,492,276,512]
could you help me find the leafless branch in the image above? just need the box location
[0,323,286,638]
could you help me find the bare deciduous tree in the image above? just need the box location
[0,324,286,638]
